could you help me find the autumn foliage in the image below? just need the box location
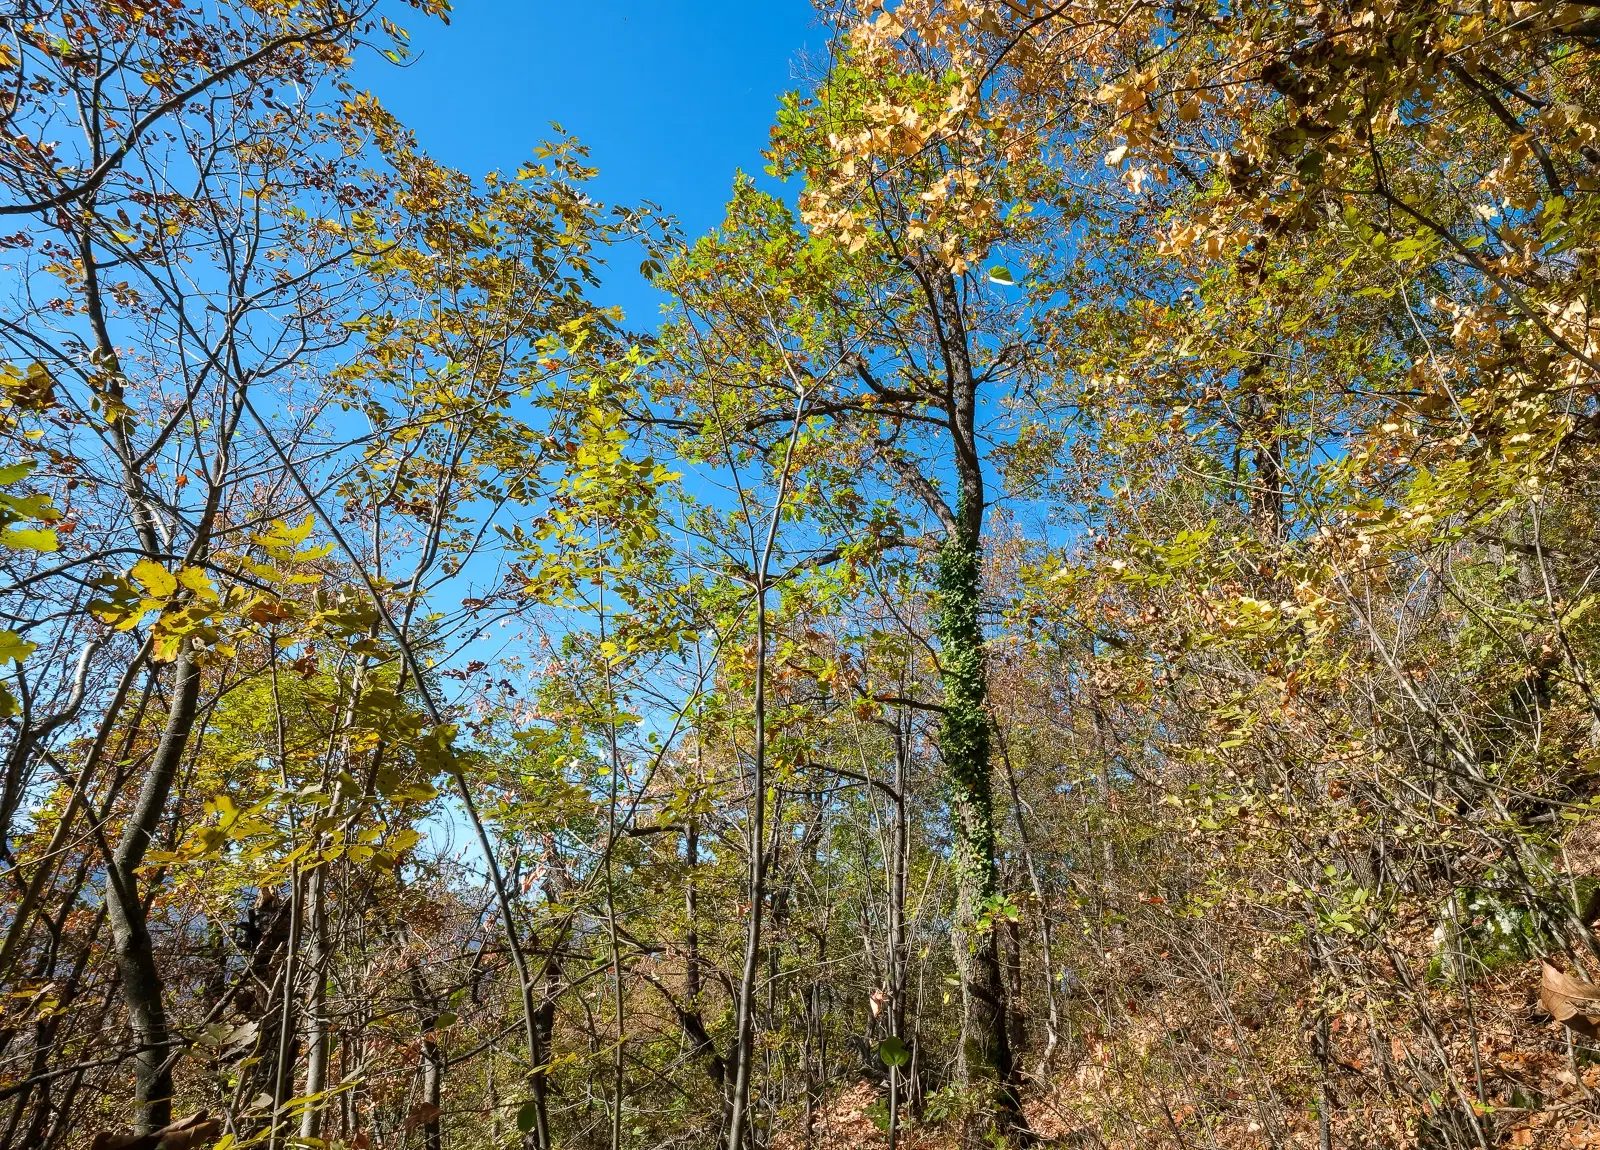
[6,1,1600,1149]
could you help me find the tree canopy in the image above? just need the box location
[5,2,1600,1148]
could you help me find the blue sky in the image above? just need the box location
[359,0,819,325]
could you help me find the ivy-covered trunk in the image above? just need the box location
[936,522,1023,1143]
[911,264,1025,1144]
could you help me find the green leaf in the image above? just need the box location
[0,460,36,486]
[987,265,1017,286]
[517,1101,540,1134]
[877,1035,911,1068]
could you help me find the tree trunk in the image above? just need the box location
[299,866,330,1142]
[888,724,909,1149]
[725,398,807,1150]
[302,655,369,1144]
[935,527,1022,1143]
[999,734,1061,1075]
[411,967,443,1150]
[237,888,295,1138]
[915,265,1026,1145]
[526,946,555,1150]
[685,818,702,1006]
[723,587,769,1150]
[105,646,201,1133]
[1004,910,1027,1061]
[526,834,571,1150]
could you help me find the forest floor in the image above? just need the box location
[785,972,1600,1150]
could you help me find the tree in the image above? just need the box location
[9,2,1600,1147]
[640,27,1058,1131]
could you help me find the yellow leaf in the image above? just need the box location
[131,558,177,598]
[114,604,154,632]
[280,514,317,545]
[177,566,219,601]
[152,633,184,662]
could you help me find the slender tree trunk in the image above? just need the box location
[488,1043,500,1145]
[299,865,329,1142]
[412,968,443,1150]
[239,889,295,1139]
[803,965,819,1143]
[803,828,827,1146]
[887,725,908,1150]
[1308,928,1336,1150]
[1084,670,1121,948]
[527,836,571,1150]
[725,397,807,1150]
[302,656,369,1143]
[1004,908,1026,1060]
[724,585,769,1150]
[266,871,303,1150]
[685,818,702,1006]
[524,949,555,1150]
[600,620,626,1150]
[105,645,201,1133]
[999,732,1061,1074]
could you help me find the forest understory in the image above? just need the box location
[6,1,1600,1149]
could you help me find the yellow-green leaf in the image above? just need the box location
[0,527,57,552]
[0,630,35,665]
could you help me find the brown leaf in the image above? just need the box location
[405,1102,441,1130]
[88,1134,147,1150]
[867,988,887,1018]
[1539,960,1600,1036]
[89,1112,220,1150]
[156,1113,223,1150]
